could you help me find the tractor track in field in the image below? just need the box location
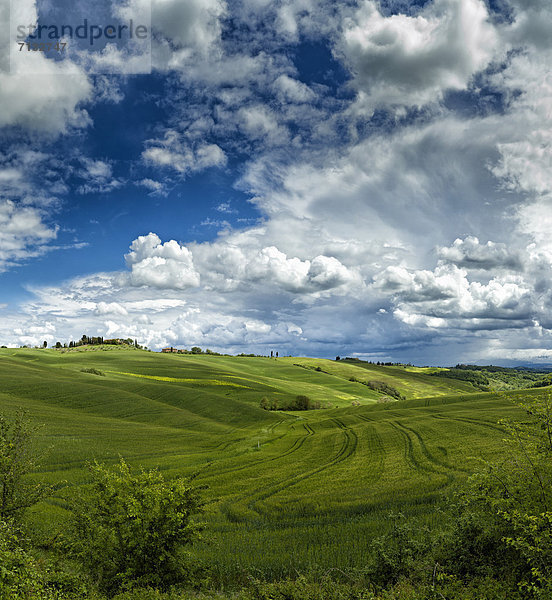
[267,419,286,433]
[353,421,385,483]
[208,419,285,452]
[243,418,359,517]
[387,420,424,473]
[387,421,456,481]
[393,420,469,474]
[430,413,504,433]
[350,413,387,478]
[200,421,314,480]
[353,413,375,424]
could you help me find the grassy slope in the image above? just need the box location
[284,357,477,398]
[0,347,543,578]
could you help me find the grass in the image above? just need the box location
[286,357,477,398]
[0,347,541,584]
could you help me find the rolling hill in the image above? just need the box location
[0,346,542,580]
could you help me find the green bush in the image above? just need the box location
[80,368,105,376]
[67,459,204,596]
[530,376,552,388]
[260,397,279,411]
[0,521,42,600]
[437,393,552,597]
[0,411,51,523]
[363,513,430,589]
[362,381,404,401]
[259,395,321,411]
[292,395,313,410]
[247,576,372,600]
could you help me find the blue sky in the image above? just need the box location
[1,0,552,365]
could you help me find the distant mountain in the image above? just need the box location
[514,364,552,372]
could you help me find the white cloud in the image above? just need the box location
[375,257,540,331]
[215,202,235,214]
[95,302,128,317]
[152,0,226,62]
[437,237,523,271]
[340,0,499,114]
[137,178,168,196]
[243,246,357,293]
[505,0,552,51]
[0,63,92,134]
[142,130,227,175]
[0,0,92,134]
[77,158,122,194]
[237,106,289,144]
[121,232,359,295]
[273,74,315,103]
[124,233,201,290]
[0,200,58,272]
[7,0,552,366]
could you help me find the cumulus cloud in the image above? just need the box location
[151,0,226,67]
[4,228,552,364]
[374,256,543,332]
[0,59,91,134]
[122,233,358,295]
[340,0,499,114]
[437,237,523,271]
[0,0,92,133]
[124,233,201,289]
[6,0,552,366]
[505,0,552,51]
[244,246,357,293]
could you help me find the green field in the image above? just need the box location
[0,347,542,582]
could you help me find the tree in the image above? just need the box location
[191,346,202,354]
[0,411,51,523]
[0,521,45,599]
[260,397,272,410]
[442,392,552,596]
[42,341,47,348]
[68,459,204,594]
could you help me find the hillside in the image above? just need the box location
[0,347,544,579]
[284,357,477,398]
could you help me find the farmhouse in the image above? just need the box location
[161,347,178,353]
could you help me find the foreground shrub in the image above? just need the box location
[438,393,552,597]
[247,576,372,600]
[363,513,431,590]
[67,459,204,596]
[0,521,42,600]
[0,411,51,523]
